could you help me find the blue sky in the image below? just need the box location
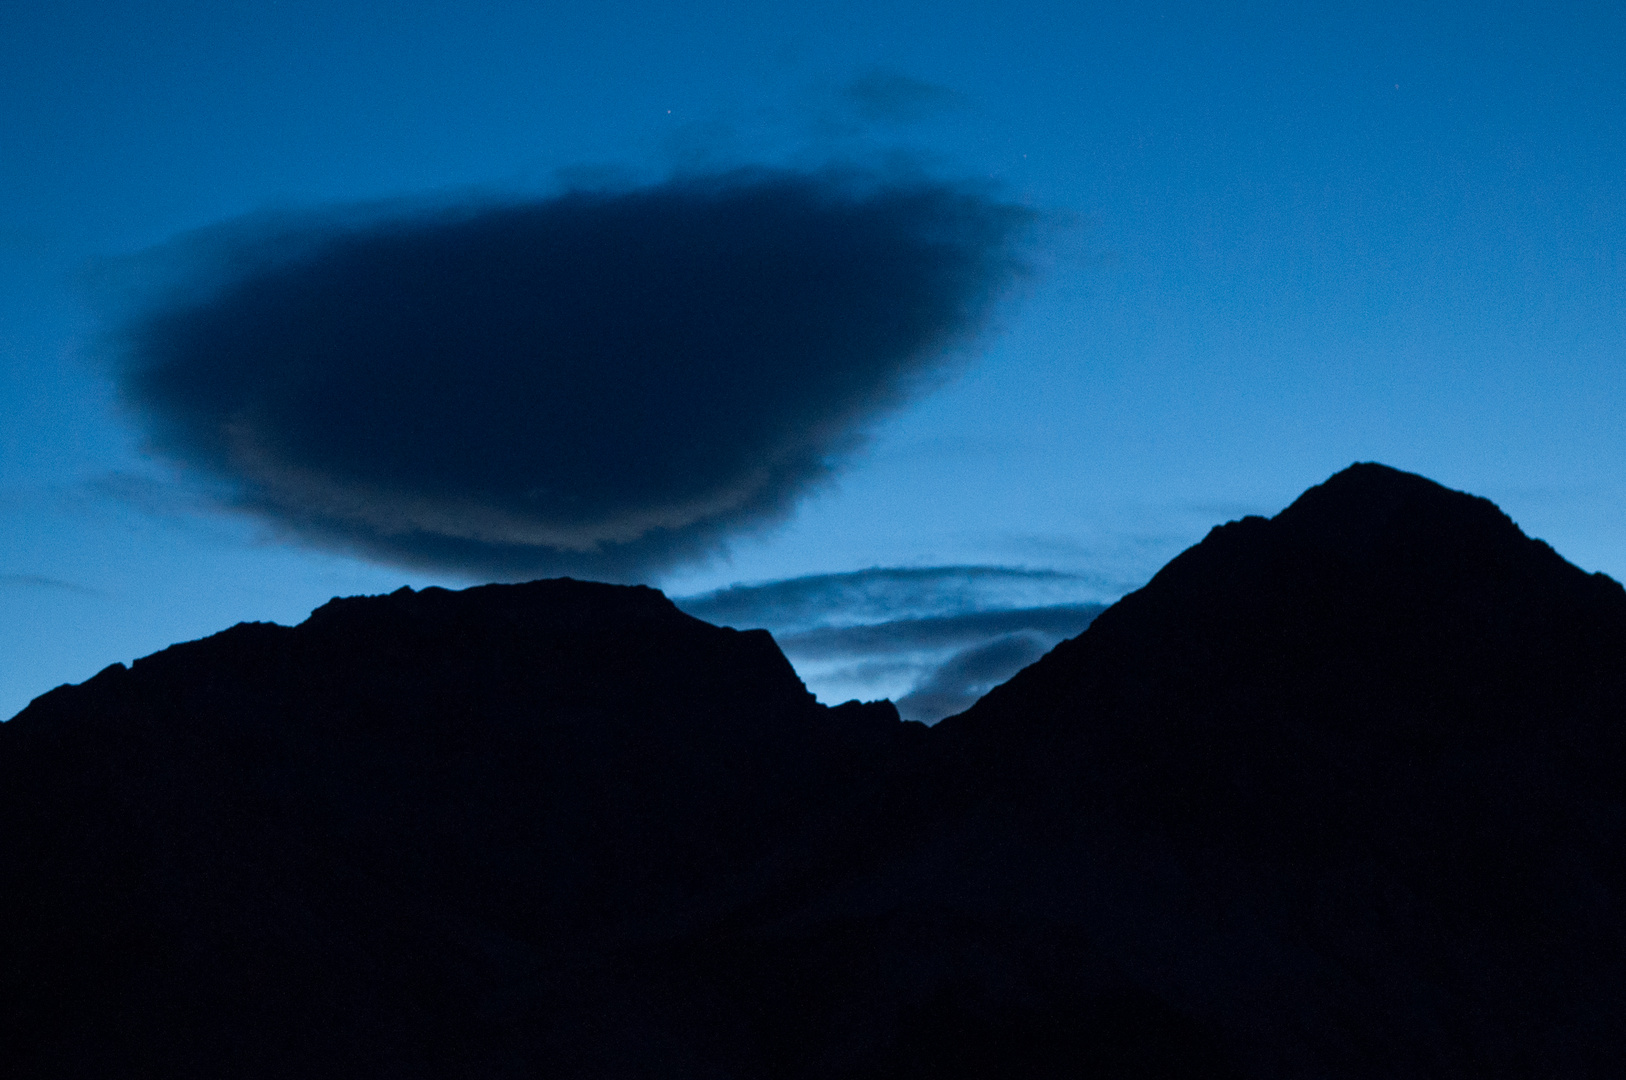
[3,0,1623,720]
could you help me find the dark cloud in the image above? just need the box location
[675,566,1110,722]
[112,169,1032,579]
[844,71,964,125]
[894,633,1051,723]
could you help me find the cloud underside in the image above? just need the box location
[675,566,1109,723]
[117,169,1031,579]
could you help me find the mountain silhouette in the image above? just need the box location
[2,464,1622,1078]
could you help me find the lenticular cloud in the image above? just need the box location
[116,169,1033,579]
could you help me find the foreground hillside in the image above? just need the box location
[2,464,1622,1078]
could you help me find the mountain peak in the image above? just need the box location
[953,462,1624,738]
[3,469,1625,1078]
[930,463,1626,1075]
[1268,461,1536,565]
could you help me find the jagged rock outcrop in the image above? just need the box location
[2,465,1622,1078]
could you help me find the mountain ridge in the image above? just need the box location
[921,463,1626,1077]
[2,463,1622,1078]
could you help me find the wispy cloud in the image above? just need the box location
[774,604,1102,658]
[0,574,101,596]
[676,565,1109,629]
[844,70,965,125]
[675,566,1111,722]
[895,632,1052,724]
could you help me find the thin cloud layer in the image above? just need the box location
[114,170,1032,579]
[895,632,1051,723]
[774,604,1103,659]
[844,71,963,124]
[0,575,100,595]
[677,565,1105,631]
[675,566,1111,722]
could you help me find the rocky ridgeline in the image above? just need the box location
[3,464,1622,1078]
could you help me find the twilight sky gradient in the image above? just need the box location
[3,0,1623,720]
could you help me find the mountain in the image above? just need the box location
[922,463,1626,1077]
[0,581,919,1077]
[2,464,1623,1077]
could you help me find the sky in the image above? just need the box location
[2,0,1623,721]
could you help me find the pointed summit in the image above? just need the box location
[950,461,1624,739]
[930,463,1626,1077]
[1280,461,1488,529]
[1271,462,1573,576]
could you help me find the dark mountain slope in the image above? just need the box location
[2,464,1623,1078]
[920,463,1626,1077]
[0,580,919,1077]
